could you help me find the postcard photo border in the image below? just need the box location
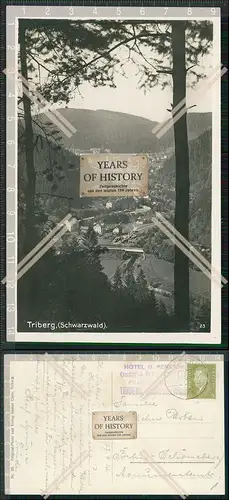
[4,5,225,344]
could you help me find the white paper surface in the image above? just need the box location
[4,353,225,495]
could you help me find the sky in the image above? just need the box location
[27,21,218,123]
[68,57,214,122]
[36,51,214,123]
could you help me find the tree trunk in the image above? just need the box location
[171,21,190,331]
[18,20,37,328]
[19,20,36,255]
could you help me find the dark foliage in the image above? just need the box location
[18,228,174,333]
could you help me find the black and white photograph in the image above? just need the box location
[5,7,222,342]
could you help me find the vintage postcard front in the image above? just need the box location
[4,353,225,495]
[5,6,224,343]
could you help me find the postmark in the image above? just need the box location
[92,411,137,440]
[118,363,155,396]
[164,354,216,400]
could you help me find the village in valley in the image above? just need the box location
[31,133,211,314]
[61,149,210,311]
[21,104,212,328]
[71,150,170,239]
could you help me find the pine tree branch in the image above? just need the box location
[27,51,55,75]
[186,64,196,73]
[60,31,165,87]
[131,26,158,72]
[156,68,172,75]
[36,192,73,210]
[31,118,63,152]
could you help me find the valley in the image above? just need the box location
[18,108,212,313]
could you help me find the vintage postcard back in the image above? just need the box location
[4,353,225,495]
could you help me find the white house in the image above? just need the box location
[90,148,101,154]
[93,223,102,235]
[112,227,120,235]
[80,226,89,233]
[106,201,113,209]
[141,205,151,212]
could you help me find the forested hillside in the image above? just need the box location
[162,112,211,148]
[157,128,212,246]
[18,114,212,260]
[28,108,212,154]
[131,129,212,269]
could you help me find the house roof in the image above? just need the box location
[122,223,135,233]
[106,223,122,231]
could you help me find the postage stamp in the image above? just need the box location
[187,363,216,399]
[4,5,223,344]
[164,353,217,400]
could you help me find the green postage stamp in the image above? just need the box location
[187,364,216,399]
